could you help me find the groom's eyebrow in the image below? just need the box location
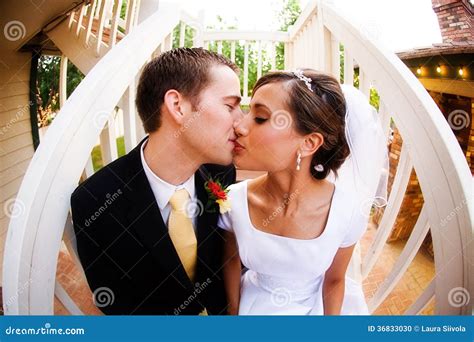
[223,95,241,105]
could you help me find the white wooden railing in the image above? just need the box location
[3,0,473,315]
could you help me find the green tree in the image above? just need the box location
[36,55,84,127]
[276,0,302,70]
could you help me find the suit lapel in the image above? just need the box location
[125,139,194,290]
[195,167,220,277]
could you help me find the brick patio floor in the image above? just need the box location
[54,222,435,315]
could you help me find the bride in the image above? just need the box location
[218,69,387,315]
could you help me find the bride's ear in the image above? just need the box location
[163,89,185,124]
[301,132,324,157]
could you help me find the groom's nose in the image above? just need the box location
[232,106,245,123]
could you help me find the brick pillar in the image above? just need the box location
[379,129,424,243]
[432,0,474,43]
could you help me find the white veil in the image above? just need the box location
[331,85,389,220]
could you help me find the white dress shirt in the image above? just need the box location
[140,140,197,230]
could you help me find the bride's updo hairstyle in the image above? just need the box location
[252,69,350,180]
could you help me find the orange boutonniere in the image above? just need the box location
[204,179,231,214]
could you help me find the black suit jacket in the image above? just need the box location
[71,138,236,315]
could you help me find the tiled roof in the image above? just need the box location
[397,41,474,59]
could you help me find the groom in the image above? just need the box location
[71,48,242,315]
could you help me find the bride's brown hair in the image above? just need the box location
[252,69,350,180]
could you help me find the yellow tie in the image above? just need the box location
[168,189,198,282]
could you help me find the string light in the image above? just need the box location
[416,67,422,75]
[436,65,442,73]
[458,67,464,76]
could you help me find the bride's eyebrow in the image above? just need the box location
[251,103,271,113]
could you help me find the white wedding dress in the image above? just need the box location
[218,179,369,315]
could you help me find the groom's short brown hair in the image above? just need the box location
[136,47,239,133]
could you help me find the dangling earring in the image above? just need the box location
[314,164,324,172]
[296,152,302,171]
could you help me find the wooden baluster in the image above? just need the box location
[230,41,236,62]
[94,0,103,18]
[121,81,137,153]
[257,41,262,79]
[68,9,76,29]
[270,41,276,70]
[361,144,413,278]
[82,156,95,179]
[55,280,84,315]
[85,0,98,47]
[284,41,292,70]
[217,41,223,55]
[95,0,109,56]
[109,0,123,49]
[331,35,340,82]
[404,279,435,315]
[359,67,370,98]
[99,111,118,165]
[316,5,325,70]
[165,32,173,51]
[59,55,68,108]
[310,15,319,70]
[179,21,186,47]
[322,26,332,74]
[75,5,87,37]
[368,207,430,313]
[343,48,354,86]
[379,100,392,138]
[243,41,249,100]
[125,0,137,34]
[133,0,141,27]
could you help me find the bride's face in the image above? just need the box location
[233,82,303,171]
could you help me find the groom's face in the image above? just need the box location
[181,65,242,165]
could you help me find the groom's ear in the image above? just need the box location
[163,89,185,124]
[301,132,324,157]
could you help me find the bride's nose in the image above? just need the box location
[234,115,249,137]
